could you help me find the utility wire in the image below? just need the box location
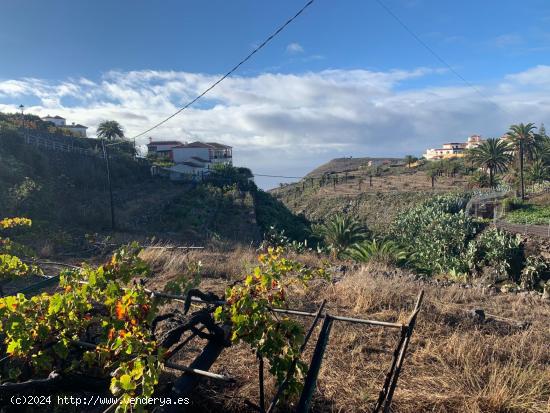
[374,0,493,104]
[129,0,316,141]
[253,173,305,179]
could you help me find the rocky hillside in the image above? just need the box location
[271,157,470,232]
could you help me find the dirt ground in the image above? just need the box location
[140,247,550,413]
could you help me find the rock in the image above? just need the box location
[500,283,518,293]
[469,308,485,322]
[543,284,550,300]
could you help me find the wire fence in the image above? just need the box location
[22,132,102,158]
[467,186,550,238]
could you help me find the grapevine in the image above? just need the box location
[0,242,159,412]
[0,217,40,288]
[1,229,328,411]
[214,246,329,396]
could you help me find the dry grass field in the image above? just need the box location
[140,246,550,413]
[269,168,470,233]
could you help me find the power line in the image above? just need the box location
[130,0,316,141]
[253,173,305,179]
[374,0,491,104]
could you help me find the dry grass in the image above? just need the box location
[143,248,550,413]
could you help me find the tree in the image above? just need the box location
[97,120,124,141]
[427,168,437,189]
[404,155,415,168]
[468,138,513,188]
[528,159,549,184]
[468,170,490,188]
[533,136,550,165]
[506,123,538,199]
[539,123,547,139]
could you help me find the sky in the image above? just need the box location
[1,0,550,189]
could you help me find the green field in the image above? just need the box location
[506,204,550,225]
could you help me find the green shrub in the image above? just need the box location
[391,194,479,275]
[465,228,523,281]
[505,204,550,225]
[520,256,549,290]
[313,214,368,258]
[345,239,407,266]
[501,197,523,213]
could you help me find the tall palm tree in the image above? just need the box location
[468,138,513,188]
[506,123,538,199]
[97,120,124,141]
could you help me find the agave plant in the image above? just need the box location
[314,214,368,257]
[345,239,408,266]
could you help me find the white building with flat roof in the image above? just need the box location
[41,115,88,137]
[424,135,484,160]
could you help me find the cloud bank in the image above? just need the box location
[1,65,550,188]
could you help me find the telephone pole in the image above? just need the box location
[101,139,116,230]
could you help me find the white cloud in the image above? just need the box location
[286,42,304,54]
[492,33,522,48]
[0,66,549,188]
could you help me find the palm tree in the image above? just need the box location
[404,155,415,168]
[427,167,438,189]
[528,159,549,184]
[533,137,550,165]
[314,215,368,257]
[468,138,513,188]
[345,239,408,266]
[97,120,124,141]
[506,123,538,199]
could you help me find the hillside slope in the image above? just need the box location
[271,158,470,232]
[0,127,309,249]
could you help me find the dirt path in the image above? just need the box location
[495,221,550,238]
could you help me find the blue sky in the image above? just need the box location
[1,0,550,188]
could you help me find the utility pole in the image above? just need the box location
[19,104,27,143]
[519,140,525,200]
[101,139,116,230]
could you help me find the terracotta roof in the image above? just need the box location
[64,124,88,129]
[206,142,232,149]
[179,141,214,149]
[174,141,232,149]
[147,140,183,146]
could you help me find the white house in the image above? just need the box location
[41,115,88,137]
[424,135,484,160]
[171,142,232,166]
[147,140,233,180]
[147,140,185,159]
[63,123,88,138]
[42,115,66,127]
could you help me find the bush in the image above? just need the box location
[391,194,479,275]
[465,228,523,281]
[520,256,549,290]
[501,197,523,213]
[345,239,408,266]
[313,214,368,258]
